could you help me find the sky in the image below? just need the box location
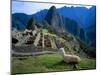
[12,1,93,15]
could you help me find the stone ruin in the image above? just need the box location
[12,27,80,55]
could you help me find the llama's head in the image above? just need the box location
[59,48,66,55]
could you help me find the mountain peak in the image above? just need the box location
[45,6,58,25]
[48,6,57,14]
[50,6,56,10]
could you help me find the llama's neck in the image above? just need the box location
[59,48,66,56]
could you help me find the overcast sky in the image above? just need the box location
[12,1,93,15]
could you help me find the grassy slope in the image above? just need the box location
[12,54,96,75]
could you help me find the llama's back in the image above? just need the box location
[63,54,81,64]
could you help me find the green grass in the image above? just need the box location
[78,58,96,70]
[42,29,48,33]
[42,29,57,37]
[11,54,96,75]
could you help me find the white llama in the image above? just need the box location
[59,48,81,64]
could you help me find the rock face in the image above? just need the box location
[45,6,65,32]
[45,6,85,41]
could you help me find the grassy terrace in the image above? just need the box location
[42,29,57,37]
[12,54,96,75]
[42,29,66,43]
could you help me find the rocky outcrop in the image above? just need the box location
[45,6,65,32]
[45,6,86,42]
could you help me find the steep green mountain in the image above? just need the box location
[86,24,96,47]
[45,6,86,42]
[45,6,65,32]
[12,13,30,30]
